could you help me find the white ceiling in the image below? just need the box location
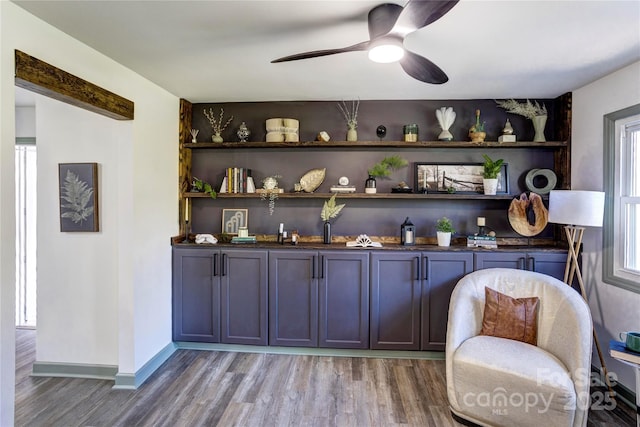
[11,0,640,103]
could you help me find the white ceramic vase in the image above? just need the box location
[483,178,498,195]
[437,231,451,247]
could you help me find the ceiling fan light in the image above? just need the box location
[368,44,405,63]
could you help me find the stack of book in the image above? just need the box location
[330,185,356,193]
[467,235,498,248]
[609,340,640,364]
[220,167,252,194]
[231,235,257,244]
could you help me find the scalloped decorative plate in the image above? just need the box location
[299,168,326,193]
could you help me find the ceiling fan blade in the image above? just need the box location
[271,41,370,63]
[367,3,403,40]
[400,50,448,84]
[391,0,460,37]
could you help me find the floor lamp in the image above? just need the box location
[548,190,614,396]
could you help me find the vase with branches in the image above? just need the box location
[204,107,234,143]
[495,99,548,142]
[338,99,360,141]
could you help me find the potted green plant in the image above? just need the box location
[482,154,504,195]
[320,193,346,244]
[436,217,455,247]
[365,155,408,194]
[191,177,216,199]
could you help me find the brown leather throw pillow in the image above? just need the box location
[480,287,540,346]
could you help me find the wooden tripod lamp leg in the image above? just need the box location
[563,226,615,399]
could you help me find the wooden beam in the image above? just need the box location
[14,50,134,120]
[178,99,193,234]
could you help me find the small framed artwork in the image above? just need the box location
[415,162,509,194]
[222,209,248,234]
[59,163,99,232]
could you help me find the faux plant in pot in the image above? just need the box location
[191,177,217,199]
[482,154,504,195]
[320,193,346,244]
[436,217,455,247]
[468,109,486,143]
[366,155,408,194]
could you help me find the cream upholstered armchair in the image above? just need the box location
[446,268,593,427]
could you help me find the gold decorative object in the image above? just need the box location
[299,168,326,193]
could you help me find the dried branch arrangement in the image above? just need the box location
[495,99,547,120]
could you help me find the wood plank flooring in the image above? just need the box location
[14,329,635,426]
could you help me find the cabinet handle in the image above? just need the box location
[213,253,218,277]
[312,255,316,279]
[320,255,324,279]
[415,257,421,281]
[528,257,535,271]
[221,253,227,276]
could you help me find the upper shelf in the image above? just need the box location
[183,140,568,149]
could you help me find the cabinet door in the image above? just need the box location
[220,249,268,346]
[269,250,318,347]
[421,252,474,351]
[526,251,569,282]
[172,248,220,342]
[370,252,421,350]
[318,251,369,349]
[474,251,525,271]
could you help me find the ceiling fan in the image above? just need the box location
[271,0,459,84]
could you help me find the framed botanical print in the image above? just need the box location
[59,163,99,232]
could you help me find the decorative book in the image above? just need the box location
[467,235,498,248]
[346,234,382,248]
[231,236,257,244]
[609,340,640,365]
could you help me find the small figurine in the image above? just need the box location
[237,122,250,142]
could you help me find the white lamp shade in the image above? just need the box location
[548,190,605,227]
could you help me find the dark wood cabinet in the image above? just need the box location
[318,251,369,349]
[220,249,268,346]
[173,247,268,345]
[474,251,568,282]
[421,252,474,351]
[174,245,570,351]
[268,250,318,347]
[172,248,220,342]
[370,252,421,350]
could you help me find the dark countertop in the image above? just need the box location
[172,240,568,253]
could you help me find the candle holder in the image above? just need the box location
[184,219,190,243]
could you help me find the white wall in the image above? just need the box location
[0,2,179,424]
[15,106,35,138]
[35,94,125,365]
[573,61,640,392]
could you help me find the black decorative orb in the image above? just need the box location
[376,125,387,139]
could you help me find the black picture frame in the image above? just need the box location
[414,162,509,194]
[58,163,99,232]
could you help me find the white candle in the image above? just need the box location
[477,217,485,226]
[279,223,284,233]
[185,199,189,221]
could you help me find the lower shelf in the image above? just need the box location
[185,192,516,200]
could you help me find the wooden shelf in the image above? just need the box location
[184,140,567,149]
[184,192,516,200]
